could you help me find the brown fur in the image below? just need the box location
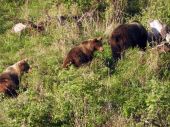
[0,59,30,97]
[109,22,148,60]
[63,37,104,68]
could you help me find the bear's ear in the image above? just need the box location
[23,58,28,62]
[18,59,28,66]
[97,37,102,41]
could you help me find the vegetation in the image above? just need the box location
[0,0,170,126]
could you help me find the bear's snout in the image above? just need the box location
[98,47,104,52]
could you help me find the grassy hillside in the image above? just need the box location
[0,0,170,127]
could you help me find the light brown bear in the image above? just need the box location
[0,59,30,97]
[63,37,104,68]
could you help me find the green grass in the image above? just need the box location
[0,0,170,127]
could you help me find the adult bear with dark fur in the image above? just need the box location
[63,37,104,68]
[109,21,148,60]
[0,59,30,97]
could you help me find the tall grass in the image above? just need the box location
[0,0,170,127]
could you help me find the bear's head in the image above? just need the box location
[4,59,30,76]
[91,37,104,52]
[17,59,30,74]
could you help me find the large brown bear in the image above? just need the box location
[0,59,30,97]
[63,37,104,68]
[109,21,148,60]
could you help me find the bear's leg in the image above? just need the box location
[5,88,18,97]
[138,42,147,51]
[112,53,121,61]
[73,58,81,67]
[111,47,121,61]
[111,44,122,61]
[63,56,71,68]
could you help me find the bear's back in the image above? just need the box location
[110,22,147,59]
[110,22,147,48]
[0,72,19,89]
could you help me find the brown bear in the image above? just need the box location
[63,37,104,68]
[0,59,30,97]
[109,21,148,60]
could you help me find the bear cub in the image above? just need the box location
[63,37,104,68]
[0,59,30,97]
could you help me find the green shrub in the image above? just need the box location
[0,0,170,126]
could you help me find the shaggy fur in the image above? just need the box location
[109,22,148,60]
[0,59,30,97]
[63,37,104,68]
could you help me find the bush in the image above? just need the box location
[0,0,170,126]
